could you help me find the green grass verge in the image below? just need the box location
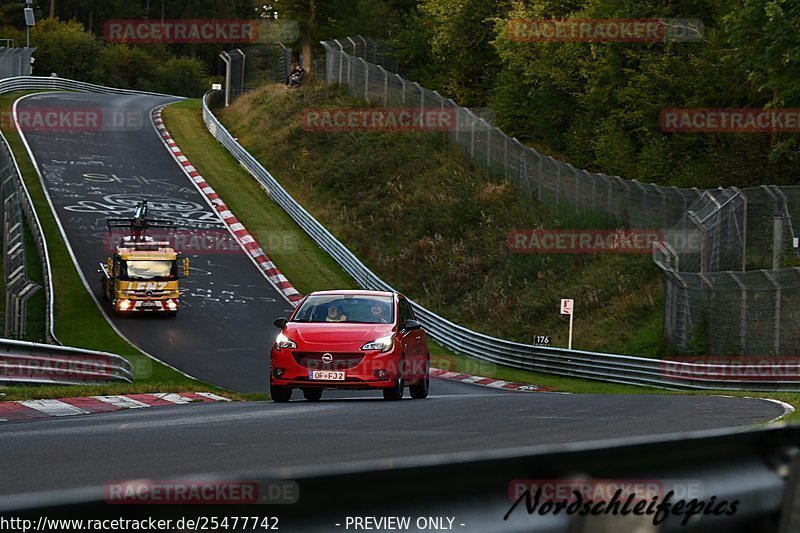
[0,91,222,399]
[159,93,800,423]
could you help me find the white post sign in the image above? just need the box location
[560,299,574,350]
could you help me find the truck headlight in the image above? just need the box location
[362,335,393,353]
[275,332,296,350]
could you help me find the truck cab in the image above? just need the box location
[99,201,189,316]
[100,237,189,315]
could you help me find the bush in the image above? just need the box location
[31,19,101,79]
[91,44,158,90]
[153,57,209,97]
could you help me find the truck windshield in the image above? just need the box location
[122,260,175,280]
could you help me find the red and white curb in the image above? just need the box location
[0,392,230,422]
[430,368,556,392]
[151,108,303,305]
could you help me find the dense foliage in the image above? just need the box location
[387,0,800,188]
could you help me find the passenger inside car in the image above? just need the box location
[325,304,347,322]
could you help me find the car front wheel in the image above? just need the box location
[383,359,405,401]
[409,359,430,399]
[270,384,292,403]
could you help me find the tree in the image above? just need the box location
[30,18,101,79]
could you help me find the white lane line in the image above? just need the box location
[94,396,151,409]
[18,399,90,417]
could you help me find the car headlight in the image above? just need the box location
[275,332,296,350]
[362,335,394,352]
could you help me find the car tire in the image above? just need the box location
[409,358,430,399]
[270,384,292,403]
[383,359,405,401]
[302,388,323,401]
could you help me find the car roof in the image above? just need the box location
[307,289,397,298]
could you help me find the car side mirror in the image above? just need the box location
[106,258,113,276]
[274,317,288,328]
[403,319,422,331]
[182,258,190,278]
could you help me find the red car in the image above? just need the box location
[269,290,430,402]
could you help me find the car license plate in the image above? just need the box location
[309,370,345,381]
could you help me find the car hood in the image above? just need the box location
[285,323,394,348]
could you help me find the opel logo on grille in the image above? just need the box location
[145,290,153,297]
[321,353,333,364]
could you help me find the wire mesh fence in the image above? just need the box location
[319,36,800,356]
[0,47,34,79]
[220,43,292,106]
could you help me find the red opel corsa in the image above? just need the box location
[269,290,430,402]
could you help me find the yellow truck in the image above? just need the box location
[100,201,189,316]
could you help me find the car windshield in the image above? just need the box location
[121,260,175,281]
[292,295,394,324]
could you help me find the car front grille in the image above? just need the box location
[293,352,365,370]
[126,289,171,298]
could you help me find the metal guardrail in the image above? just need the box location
[201,91,800,392]
[0,76,177,343]
[2,425,798,531]
[0,337,132,385]
[1,133,40,339]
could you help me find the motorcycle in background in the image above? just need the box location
[288,67,306,89]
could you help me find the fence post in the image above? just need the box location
[469,112,476,158]
[360,58,369,101]
[378,65,388,105]
[486,125,491,167]
[763,271,781,356]
[504,136,510,179]
[554,160,561,205]
[688,211,707,273]
[538,155,543,203]
[728,272,747,355]
[336,40,345,84]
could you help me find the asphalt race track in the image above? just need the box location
[0,392,785,496]
[16,92,299,392]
